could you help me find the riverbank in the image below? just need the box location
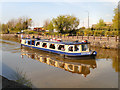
[1,75,31,89]
[1,34,120,49]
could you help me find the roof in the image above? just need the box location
[36,40,89,45]
[23,39,90,45]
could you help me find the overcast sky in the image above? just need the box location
[0,0,119,28]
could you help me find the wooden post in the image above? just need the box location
[100,35,102,40]
[119,36,120,42]
[77,34,78,39]
[72,34,74,39]
[87,35,89,39]
[107,35,109,41]
[82,35,83,40]
[93,36,95,40]
[115,36,117,42]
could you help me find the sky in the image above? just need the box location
[0,0,119,28]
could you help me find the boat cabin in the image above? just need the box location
[21,39,90,53]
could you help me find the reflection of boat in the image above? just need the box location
[21,38,97,59]
[21,47,97,77]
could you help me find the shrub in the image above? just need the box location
[28,31,38,34]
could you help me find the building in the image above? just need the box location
[92,22,113,28]
[104,22,113,27]
[33,27,45,32]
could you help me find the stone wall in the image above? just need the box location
[1,34,119,49]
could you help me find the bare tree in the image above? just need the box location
[43,19,50,29]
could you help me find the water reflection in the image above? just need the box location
[21,47,97,77]
[93,47,120,72]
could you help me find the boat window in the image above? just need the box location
[68,65,73,71]
[31,54,35,59]
[25,40,27,44]
[82,44,89,51]
[42,57,47,63]
[28,41,30,45]
[58,45,65,51]
[36,42,40,46]
[42,43,47,48]
[49,44,55,49]
[32,40,35,45]
[68,46,73,52]
[74,45,79,51]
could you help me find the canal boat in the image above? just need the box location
[21,38,97,59]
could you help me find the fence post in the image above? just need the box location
[115,36,117,42]
[87,35,89,39]
[72,34,74,39]
[100,35,102,40]
[93,36,95,40]
[119,36,120,42]
[107,35,109,41]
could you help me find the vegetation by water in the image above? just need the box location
[15,68,32,88]
[1,17,32,34]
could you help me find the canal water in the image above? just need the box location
[1,36,119,88]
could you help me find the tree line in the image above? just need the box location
[0,17,32,34]
[43,7,119,36]
[43,15,79,34]
[0,7,119,36]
